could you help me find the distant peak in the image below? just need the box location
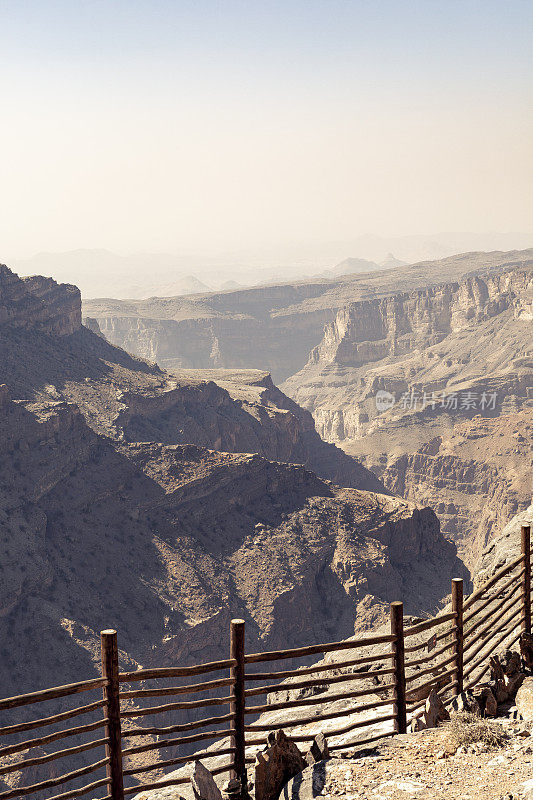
[380,253,407,268]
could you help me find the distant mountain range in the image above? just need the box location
[12,249,212,299]
[11,232,531,300]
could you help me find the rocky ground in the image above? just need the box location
[134,666,533,800]
[132,691,533,800]
[306,718,533,800]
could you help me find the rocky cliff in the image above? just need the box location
[116,366,385,492]
[284,268,532,441]
[84,249,533,383]
[282,266,533,567]
[0,266,81,335]
[80,250,533,570]
[307,270,530,371]
[380,411,532,565]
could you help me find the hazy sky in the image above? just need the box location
[1,0,532,261]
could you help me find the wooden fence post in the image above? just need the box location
[390,602,407,734]
[522,525,531,635]
[230,619,246,796]
[101,630,124,800]
[451,578,463,696]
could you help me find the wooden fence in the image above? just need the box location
[0,525,530,800]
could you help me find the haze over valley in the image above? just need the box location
[0,1,532,797]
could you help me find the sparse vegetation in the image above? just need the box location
[445,712,508,750]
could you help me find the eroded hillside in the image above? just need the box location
[0,264,463,702]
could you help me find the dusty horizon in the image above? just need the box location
[1,0,532,269]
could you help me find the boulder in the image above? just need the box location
[304,733,329,766]
[424,688,450,728]
[450,691,481,717]
[516,677,533,722]
[280,759,330,800]
[192,761,224,800]
[223,778,243,800]
[410,714,426,732]
[254,730,306,800]
[410,687,449,731]
[489,652,524,702]
[499,648,521,676]
[471,685,498,717]
[482,687,498,718]
[506,671,525,698]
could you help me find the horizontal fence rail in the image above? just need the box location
[0,525,530,800]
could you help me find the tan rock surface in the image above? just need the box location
[516,678,533,722]
[283,266,533,567]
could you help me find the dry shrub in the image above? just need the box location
[445,712,508,750]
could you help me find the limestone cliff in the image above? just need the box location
[282,266,532,567]
[307,270,530,371]
[0,264,382,492]
[84,249,533,383]
[380,411,532,566]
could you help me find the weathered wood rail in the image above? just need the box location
[0,525,530,800]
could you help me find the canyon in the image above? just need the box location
[1,252,531,794]
[284,266,533,566]
[84,250,532,568]
[84,249,532,384]
[0,263,462,706]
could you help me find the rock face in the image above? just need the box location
[0,266,81,335]
[306,271,531,374]
[83,252,533,568]
[285,268,532,445]
[378,411,532,565]
[119,367,385,493]
[84,249,533,383]
[283,266,533,567]
[0,268,383,495]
